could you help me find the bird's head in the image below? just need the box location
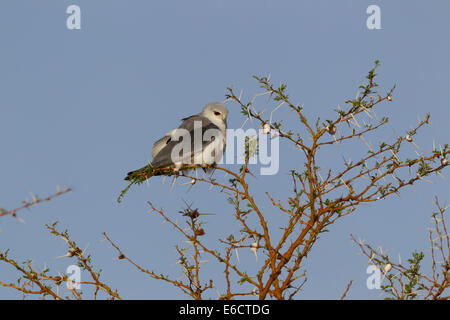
[201,102,229,123]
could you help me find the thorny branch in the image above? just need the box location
[111,61,448,299]
[351,197,449,300]
[0,222,121,300]
[1,61,449,300]
[0,187,72,220]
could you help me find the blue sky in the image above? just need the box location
[0,0,449,299]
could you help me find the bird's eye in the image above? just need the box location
[214,111,221,116]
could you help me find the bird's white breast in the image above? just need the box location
[193,135,225,165]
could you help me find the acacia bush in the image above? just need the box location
[1,62,448,299]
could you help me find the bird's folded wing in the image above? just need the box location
[151,116,223,168]
[151,128,179,158]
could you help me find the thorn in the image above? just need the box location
[170,175,178,192]
[250,241,258,262]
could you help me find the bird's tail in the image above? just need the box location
[124,163,169,181]
[124,166,148,181]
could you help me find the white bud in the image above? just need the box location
[260,123,271,135]
[326,124,336,135]
[441,158,448,166]
[66,248,77,257]
[405,135,413,142]
[383,263,392,273]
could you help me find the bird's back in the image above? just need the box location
[151,115,220,168]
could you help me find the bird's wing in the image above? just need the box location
[180,114,197,122]
[151,115,200,158]
[151,115,223,168]
[151,129,177,158]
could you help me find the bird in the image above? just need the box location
[125,102,228,181]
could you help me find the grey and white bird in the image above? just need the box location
[125,102,228,180]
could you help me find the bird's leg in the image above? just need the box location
[209,165,216,177]
[201,163,212,173]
